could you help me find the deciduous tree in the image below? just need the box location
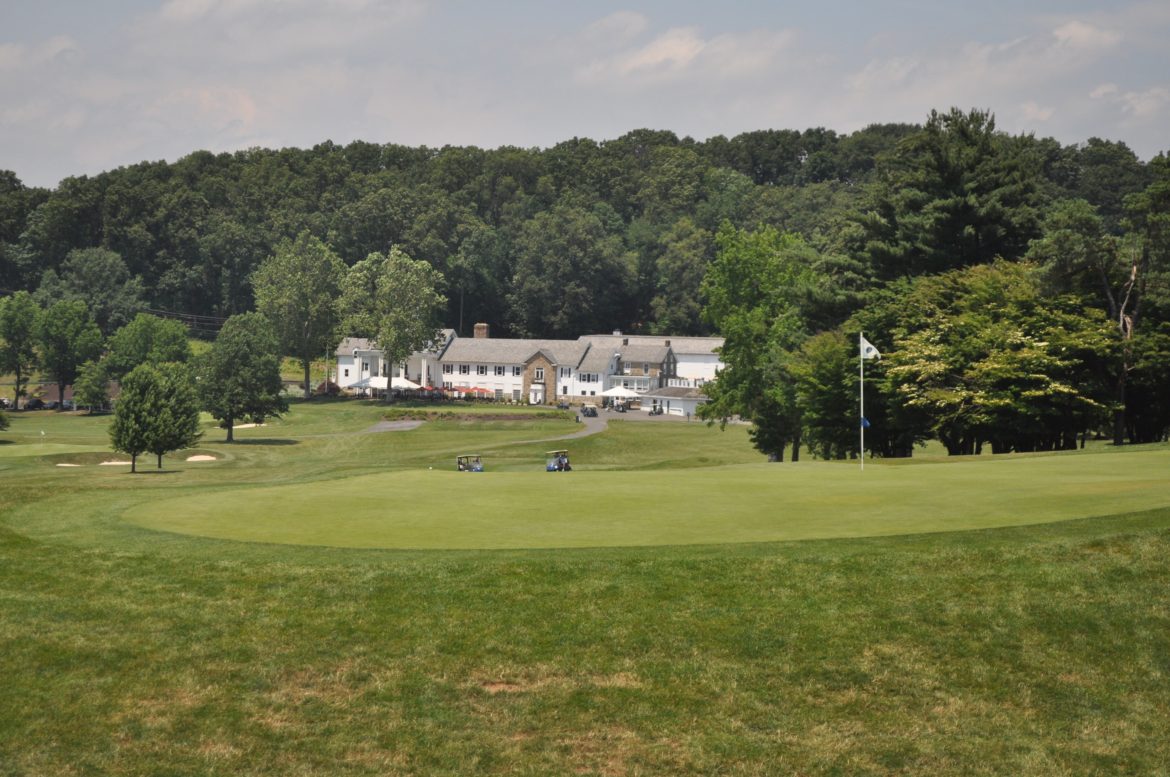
[110,361,201,470]
[196,312,287,442]
[698,223,819,460]
[36,299,102,409]
[252,232,346,399]
[339,246,446,369]
[0,290,40,408]
[105,313,192,380]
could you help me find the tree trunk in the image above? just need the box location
[131,454,137,473]
[791,430,802,462]
[157,453,163,469]
[1112,370,1127,446]
[304,359,312,400]
[58,381,67,410]
[226,417,235,443]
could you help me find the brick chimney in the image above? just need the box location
[474,322,490,339]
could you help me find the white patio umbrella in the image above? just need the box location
[601,386,639,398]
[391,376,421,390]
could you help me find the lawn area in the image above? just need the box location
[1,400,1169,775]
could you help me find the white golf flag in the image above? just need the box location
[860,335,881,360]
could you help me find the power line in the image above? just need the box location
[0,288,228,338]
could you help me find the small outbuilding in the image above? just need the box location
[640,386,708,419]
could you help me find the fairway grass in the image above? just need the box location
[3,403,1170,775]
[125,450,1170,549]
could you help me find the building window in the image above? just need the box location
[560,367,571,378]
[512,389,521,402]
[443,364,453,374]
[344,368,349,377]
[581,390,587,396]
[459,364,470,375]
[535,367,544,381]
[495,365,505,376]
[562,386,568,395]
[495,389,504,400]
[512,366,522,376]
[477,365,487,375]
[362,361,369,372]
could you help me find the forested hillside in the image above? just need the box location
[1,107,1167,453]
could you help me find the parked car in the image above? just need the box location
[24,397,45,410]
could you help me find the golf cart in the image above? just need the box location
[456,454,484,472]
[581,404,598,417]
[545,450,571,472]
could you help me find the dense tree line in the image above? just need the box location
[701,110,1169,456]
[0,113,1147,336]
[1,107,1167,452]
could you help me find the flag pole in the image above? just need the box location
[859,331,865,471]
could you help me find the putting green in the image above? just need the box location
[123,448,1170,549]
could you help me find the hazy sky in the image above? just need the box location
[3,0,1167,189]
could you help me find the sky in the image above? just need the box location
[2,0,1168,189]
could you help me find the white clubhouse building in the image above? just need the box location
[336,324,722,414]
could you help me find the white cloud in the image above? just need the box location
[584,11,649,45]
[576,25,794,86]
[1020,101,1054,122]
[1090,83,1118,99]
[0,35,80,71]
[1119,86,1169,118]
[1052,20,1122,49]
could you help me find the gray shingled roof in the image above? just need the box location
[579,334,723,356]
[440,338,589,367]
[643,386,709,400]
[617,343,670,363]
[578,346,617,373]
[335,337,374,356]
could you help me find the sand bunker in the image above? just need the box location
[56,463,82,467]
[186,455,217,462]
[233,423,265,429]
[99,460,131,466]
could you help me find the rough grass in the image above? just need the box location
[1,402,1169,775]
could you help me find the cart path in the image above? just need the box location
[362,414,607,441]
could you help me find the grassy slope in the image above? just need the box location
[1,402,1169,775]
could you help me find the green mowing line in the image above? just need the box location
[124,448,1170,550]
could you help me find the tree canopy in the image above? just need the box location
[252,232,346,399]
[339,246,447,368]
[196,312,287,443]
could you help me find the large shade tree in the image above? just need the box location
[0,290,41,408]
[196,312,287,442]
[36,299,103,408]
[104,313,193,380]
[35,247,145,335]
[883,262,1115,454]
[338,246,447,370]
[110,362,201,472]
[252,231,346,399]
[698,222,819,461]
